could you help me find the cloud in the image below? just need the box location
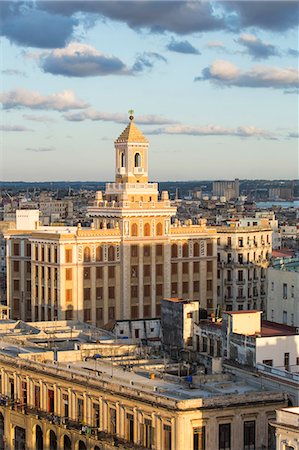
[2,69,27,77]
[148,124,275,139]
[221,1,299,32]
[0,124,33,132]
[0,2,78,48]
[236,34,280,60]
[287,48,299,57]
[132,52,167,73]
[287,131,299,139]
[26,147,55,152]
[39,1,225,34]
[0,88,88,111]
[167,38,200,55]
[63,109,177,125]
[195,60,299,90]
[39,43,128,77]
[23,114,56,123]
[206,41,226,49]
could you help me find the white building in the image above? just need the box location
[271,407,299,450]
[267,258,299,327]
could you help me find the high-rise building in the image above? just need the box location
[212,179,240,200]
[5,117,218,325]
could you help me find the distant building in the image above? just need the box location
[267,258,299,327]
[269,187,293,200]
[0,220,15,305]
[212,179,240,201]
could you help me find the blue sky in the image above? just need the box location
[0,1,298,181]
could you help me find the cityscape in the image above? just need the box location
[0,1,299,450]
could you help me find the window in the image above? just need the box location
[171,263,177,275]
[13,279,20,291]
[284,352,290,370]
[219,423,231,450]
[171,244,178,258]
[131,223,138,237]
[207,279,212,292]
[194,242,200,257]
[65,248,72,263]
[96,308,103,321]
[13,261,19,272]
[108,287,115,299]
[108,307,115,319]
[156,264,163,276]
[108,266,115,278]
[187,312,193,319]
[66,289,72,303]
[26,243,31,257]
[291,285,295,297]
[120,152,125,167]
[283,310,287,324]
[193,426,206,450]
[84,267,90,279]
[134,152,141,167]
[182,243,189,257]
[171,282,177,295]
[207,261,213,273]
[283,283,287,299]
[144,246,150,257]
[156,244,163,256]
[131,245,138,257]
[207,242,213,256]
[227,237,231,247]
[238,238,243,248]
[156,223,163,236]
[84,309,91,322]
[183,282,188,294]
[238,270,243,282]
[143,418,153,449]
[84,247,91,262]
[96,267,103,279]
[144,285,150,297]
[144,304,151,317]
[131,305,138,318]
[65,268,72,281]
[96,287,102,300]
[77,398,84,421]
[156,284,163,296]
[84,288,90,301]
[13,242,20,256]
[96,246,102,261]
[131,266,138,277]
[144,223,151,237]
[131,285,138,298]
[238,253,243,264]
[227,253,232,263]
[244,421,255,450]
[194,262,199,273]
[193,281,199,292]
[163,424,172,450]
[108,246,115,261]
[144,265,151,277]
[183,262,189,274]
[126,413,134,442]
[262,359,273,366]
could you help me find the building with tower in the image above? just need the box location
[5,116,218,325]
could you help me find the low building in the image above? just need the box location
[0,319,288,450]
[267,258,299,327]
[270,407,299,449]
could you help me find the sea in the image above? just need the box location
[256,201,299,209]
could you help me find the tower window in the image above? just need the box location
[121,152,125,168]
[134,152,141,167]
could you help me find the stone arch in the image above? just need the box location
[134,152,141,167]
[144,223,151,237]
[35,425,43,450]
[63,435,72,450]
[49,429,57,450]
[156,222,163,236]
[78,441,87,450]
[131,223,138,237]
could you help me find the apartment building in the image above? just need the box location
[5,117,218,325]
[212,179,240,201]
[216,222,272,312]
[0,319,288,450]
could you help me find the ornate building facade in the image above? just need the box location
[5,118,218,325]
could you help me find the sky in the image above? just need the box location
[0,0,299,182]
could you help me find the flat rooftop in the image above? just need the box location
[260,320,298,337]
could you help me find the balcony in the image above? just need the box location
[224,279,233,285]
[133,167,144,175]
[236,279,245,285]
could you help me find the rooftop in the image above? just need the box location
[115,121,148,144]
[260,320,298,337]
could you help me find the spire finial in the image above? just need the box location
[128,109,134,121]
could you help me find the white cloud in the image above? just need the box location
[196,60,299,89]
[0,124,33,132]
[0,88,88,111]
[63,109,177,125]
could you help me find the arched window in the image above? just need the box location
[171,244,178,258]
[182,243,189,257]
[156,222,163,236]
[144,223,151,237]
[36,425,43,450]
[78,441,87,450]
[134,153,141,167]
[83,247,90,262]
[194,242,199,257]
[49,430,57,450]
[63,435,72,450]
[96,246,102,261]
[108,245,115,262]
[120,152,125,168]
[131,223,138,237]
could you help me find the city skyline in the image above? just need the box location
[1,1,299,182]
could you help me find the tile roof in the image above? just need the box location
[115,121,148,144]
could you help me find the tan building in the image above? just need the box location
[271,407,299,450]
[0,319,288,450]
[216,222,272,312]
[5,117,218,325]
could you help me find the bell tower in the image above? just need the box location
[115,112,149,184]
